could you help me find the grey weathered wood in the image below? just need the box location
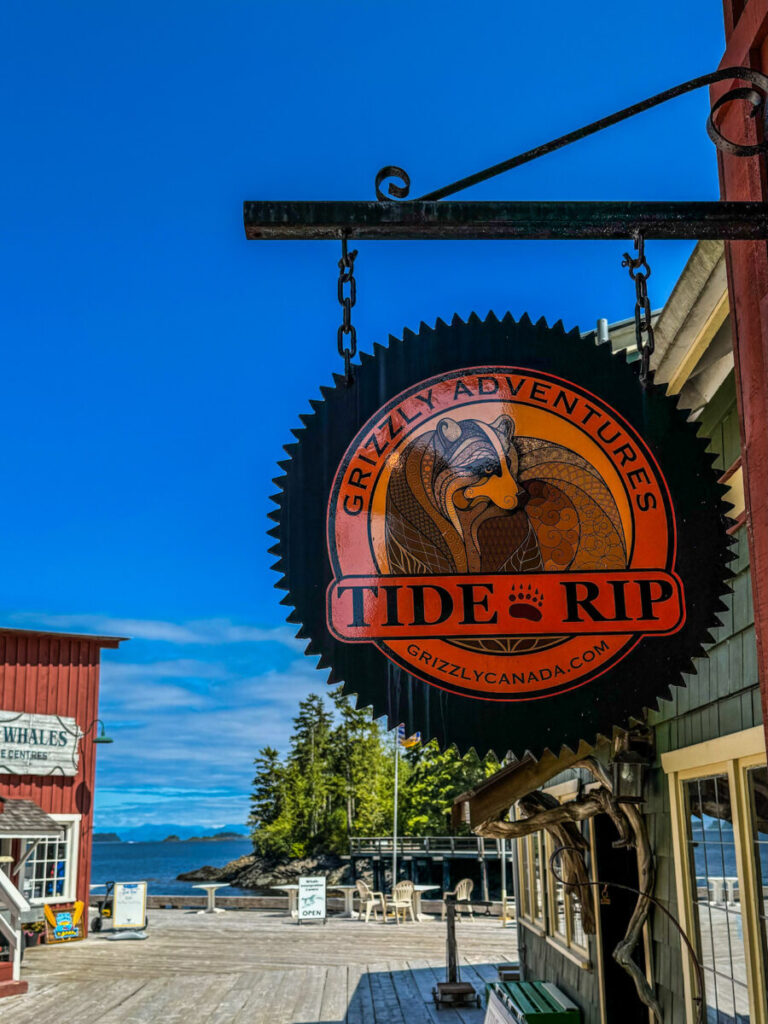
[383,959,434,1024]
[3,909,515,1024]
[346,965,375,1024]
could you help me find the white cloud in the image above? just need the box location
[93,657,330,820]
[102,659,230,682]
[9,611,334,828]
[8,612,304,651]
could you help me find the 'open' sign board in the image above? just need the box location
[298,876,326,924]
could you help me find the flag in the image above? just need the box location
[397,724,421,748]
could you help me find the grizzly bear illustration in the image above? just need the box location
[385,414,627,579]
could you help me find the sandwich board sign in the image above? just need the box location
[298,876,326,924]
[113,881,148,929]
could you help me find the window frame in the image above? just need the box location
[663,726,767,1024]
[21,813,80,906]
[516,828,547,935]
[513,778,595,968]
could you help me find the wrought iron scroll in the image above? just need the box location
[549,847,705,1024]
[474,755,707,1024]
[375,67,768,202]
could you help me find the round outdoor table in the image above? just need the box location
[193,883,228,914]
[271,884,299,917]
[412,884,440,920]
[327,883,359,918]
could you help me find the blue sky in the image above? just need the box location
[1,1,726,828]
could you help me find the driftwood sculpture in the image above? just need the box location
[475,756,661,1023]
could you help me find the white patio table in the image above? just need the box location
[412,883,440,921]
[193,883,228,914]
[327,883,359,918]
[271,883,299,917]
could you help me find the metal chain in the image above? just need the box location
[337,235,358,384]
[622,231,655,386]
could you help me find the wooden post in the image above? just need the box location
[442,858,451,895]
[478,837,489,902]
[500,838,508,927]
[445,895,458,984]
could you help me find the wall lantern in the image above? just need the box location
[611,728,654,804]
[611,751,648,804]
[92,720,113,745]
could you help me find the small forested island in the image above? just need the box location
[178,691,496,889]
[93,832,121,843]
[163,831,247,843]
[187,831,247,841]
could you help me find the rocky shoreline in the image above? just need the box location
[177,851,356,889]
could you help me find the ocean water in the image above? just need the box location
[91,839,255,896]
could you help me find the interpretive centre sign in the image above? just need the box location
[272,314,731,756]
[298,876,326,923]
[113,882,148,930]
[0,711,82,776]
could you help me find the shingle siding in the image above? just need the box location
[519,374,759,1024]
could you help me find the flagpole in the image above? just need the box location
[500,837,507,927]
[392,731,399,888]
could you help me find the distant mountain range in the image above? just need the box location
[93,823,249,842]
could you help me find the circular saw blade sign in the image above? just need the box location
[272,315,730,757]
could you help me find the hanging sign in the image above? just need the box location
[272,314,730,757]
[0,711,82,776]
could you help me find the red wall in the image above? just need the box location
[0,630,122,922]
[713,1,768,754]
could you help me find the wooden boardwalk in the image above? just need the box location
[5,909,518,1023]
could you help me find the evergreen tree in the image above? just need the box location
[401,740,499,835]
[287,694,334,852]
[246,692,497,860]
[328,688,395,848]
[248,746,290,858]
[249,746,283,828]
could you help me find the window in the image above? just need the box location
[684,774,750,1023]
[747,768,768,990]
[514,783,594,966]
[517,830,546,931]
[544,827,590,956]
[663,727,768,1024]
[21,815,79,904]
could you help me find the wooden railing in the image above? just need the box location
[0,869,30,982]
[349,836,499,857]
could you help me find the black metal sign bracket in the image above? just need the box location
[244,67,768,242]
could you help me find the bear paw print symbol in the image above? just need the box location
[508,582,544,622]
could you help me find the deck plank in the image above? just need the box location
[318,964,349,1023]
[367,966,404,1024]
[384,959,434,1024]
[287,964,329,1024]
[3,909,516,1024]
[346,965,375,1024]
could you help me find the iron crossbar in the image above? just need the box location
[244,67,768,243]
[243,200,768,240]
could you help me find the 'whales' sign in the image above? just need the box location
[0,711,82,776]
[272,314,731,756]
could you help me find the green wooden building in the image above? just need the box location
[455,241,766,1024]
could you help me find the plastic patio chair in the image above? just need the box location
[355,879,385,922]
[441,878,474,920]
[385,880,416,924]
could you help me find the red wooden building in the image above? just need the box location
[0,628,126,932]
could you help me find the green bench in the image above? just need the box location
[485,981,580,1023]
